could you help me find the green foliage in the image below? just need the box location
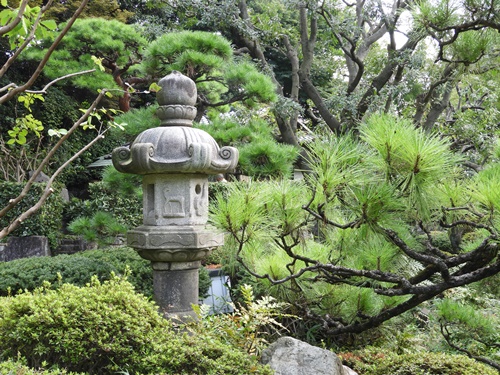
[0,2,57,50]
[433,295,500,366]
[43,0,133,23]
[360,113,460,221]
[0,276,165,372]
[8,93,44,144]
[341,347,498,375]
[0,359,84,375]
[86,180,142,226]
[109,104,159,139]
[198,266,212,299]
[469,163,500,212]
[414,0,461,31]
[194,283,291,356]
[0,275,272,374]
[101,165,142,197]
[141,30,276,111]
[224,60,277,105]
[0,181,64,249]
[450,29,494,63]
[22,18,146,92]
[64,181,142,229]
[0,254,115,296]
[198,116,299,178]
[0,246,212,303]
[35,87,80,132]
[239,137,299,178]
[209,113,500,337]
[142,30,233,78]
[67,211,127,246]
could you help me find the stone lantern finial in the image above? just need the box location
[156,71,197,127]
[111,71,239,320]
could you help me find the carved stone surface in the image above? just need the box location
[112,71,238,176]
[141,174,209,226]
[156,71,197,107]
[128,225,223,249]
[112,128,238,175]
[112,71,238,319]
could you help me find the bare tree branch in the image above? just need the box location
[0,0,89,105]
[0,89,107,237]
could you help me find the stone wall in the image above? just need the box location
[0,236,50,262]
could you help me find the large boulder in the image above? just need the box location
[261,336,357,375]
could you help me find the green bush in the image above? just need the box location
[0,181,64,249]
[0,254,115,296]
[341,348,498,375]
[63,181,142,228]
[0,359,84,374]
[90,181,142,226]
[78,247,153,297]
[196,117,299,179]
[0,247,212,300]
[0,276,272,375]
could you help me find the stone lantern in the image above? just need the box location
[112,71,238,320]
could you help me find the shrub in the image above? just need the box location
[78,247,153,297]
[87,181,141,227]
[63,181,142,229]
[341,347,498,375]
[0,254,115,296]
[0,247,212,301]
[194,284,291,356]
[0,276,272,375]
[196,117,299,179]
[0,181,64,249]
[0,359,84,374]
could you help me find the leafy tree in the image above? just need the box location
[22,17,148,112]
[436,297,500,370]
[141,30,277,122]
[0,1,125,240]
[211,114,500,340]
[158,0,500,166]
[43,0,133,23]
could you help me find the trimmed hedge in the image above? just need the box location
[63,181,142,229]
[0,181,64,249]
[0,247,211,299]
[0,276,273,374]
[341,347,498,375]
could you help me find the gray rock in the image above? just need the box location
[261,336,357,375]
[343,365,359,375]
[0,236,50,262]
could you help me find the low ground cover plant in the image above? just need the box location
[0,247,211,299]
[0,275,272,375]
[341,348,498,375]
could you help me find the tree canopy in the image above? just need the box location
[22,17,147,111]
[1,1,500,369]
[152,0,500,165]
